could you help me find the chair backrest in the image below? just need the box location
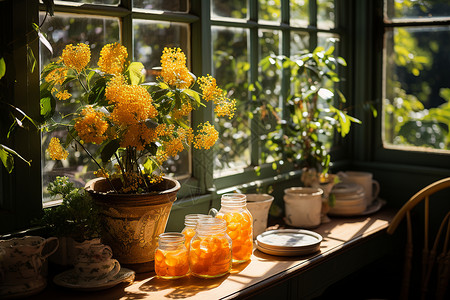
[387,177,450,300]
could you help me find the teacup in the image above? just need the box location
[339,171,380,207]
[74,238,113,263]
[74,258,120,283]
[0,236,59,285]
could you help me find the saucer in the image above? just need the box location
[0,276,46,299]
[328,198,386,217]
[255,229,322,256]
[53,267,135,291]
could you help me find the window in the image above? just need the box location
[382,0,450,159]
[0,0,345,233]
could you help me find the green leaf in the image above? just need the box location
[337,56,347,66]
[0,146,14,173]
[127,62,145,85]
[324,45,335,55]
[40,89,56,121]
[27,45,36,74]
[0,57,5,79]
[100,139,120,163]
[37,30,53,55]
[87,77,107,105]
[182,89,202,105]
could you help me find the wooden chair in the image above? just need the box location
[387,177,450,300]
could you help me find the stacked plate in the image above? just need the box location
[328,182,366,216]
[255,229,322,256]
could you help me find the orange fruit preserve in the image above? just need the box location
[155,233,189,279]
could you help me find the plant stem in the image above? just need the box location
[114,152,129,187]
[67,130,117,193]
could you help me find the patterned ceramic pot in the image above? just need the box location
[85,177,180,273]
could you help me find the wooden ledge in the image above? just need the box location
[36,208,396,300]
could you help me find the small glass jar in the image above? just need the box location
[189,218,232,278]
[181,214,212,250]
[154,232,189,279]
[214,193,253,263]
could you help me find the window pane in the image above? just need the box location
[211,26,249,176]
[39,13,120,202]
[385,0,450,20]
[212,0,247,19]
[259,0,281,23]
[383,26,450,152]
[317,0,335,29]
[259,30,282,164]
[290,0,308,27]
[134,20,189,81]
[54,0,119,5]
[134,20,190,177]
[290,31,309,54]
[133,0,188,12]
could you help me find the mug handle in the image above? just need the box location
[372,180,380,201]
[208,208,218,217]
[105,259,121,281]
[42,237,59,260]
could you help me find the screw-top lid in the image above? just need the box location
[184,214,212,227]
[220,193,247,207]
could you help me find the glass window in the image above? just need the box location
[54,0,120,5]
[317,0,335,29]
[259,0,281,23]
[290,0,309,27]
[133,0,188,12]
[383,26,450,152]
[212,26,250,176]
[39,13,120,202]
[385,0,450,20]
[211,0,247,19]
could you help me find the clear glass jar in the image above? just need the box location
[213,193,253,263]
[154,232,189,279]
[181,214,212,250]
[189,218,232,278]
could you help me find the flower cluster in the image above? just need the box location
[40,43,236,194]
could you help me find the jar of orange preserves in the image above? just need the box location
[212,193,253,264]
[154,232,189,279]
[181,214,212,250]
[189,218,232,278]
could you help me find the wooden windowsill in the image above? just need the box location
[36,207,396,299]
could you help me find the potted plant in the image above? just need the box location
[39,43,235,272]
[34,176,101,267]
[259,40,360,226]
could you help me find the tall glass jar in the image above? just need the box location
[213,193,253,263]
[181,214,212,250]
[189,218,232,278]
[154,232,189,279]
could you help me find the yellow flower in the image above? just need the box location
[44,67,67,85]
[74,106,108,144]
[110,84,158,126]
[160,47,193,89]
[105,74,127,103]
[94,169,110,178]
[172,102,193,119]
[98,43,128,75]
[177,127,194,145]
[197,75,223,102]
[61,43,91,73]
[193,121,219,150]
[47,137,69,160]
[163,137,184,157]
[55,90,72,100]
[156,124,175,137]
[214,97,236,119]
[120,123,157,151]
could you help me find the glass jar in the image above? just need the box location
[181,214,212,250]
[213,193,253,263]
[189,218,232,278]
[154,232,189,279]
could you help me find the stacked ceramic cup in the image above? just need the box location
[328,182,366,216]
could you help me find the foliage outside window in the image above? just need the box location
[383,0,450,153]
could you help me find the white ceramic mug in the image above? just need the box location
[0,236,59,285]
[245,194,274,239]
[340,171,380,207]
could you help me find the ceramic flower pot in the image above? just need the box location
[283,187,323,228]
[245,194,274,239]
[85,176,180,273]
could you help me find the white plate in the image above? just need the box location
[0,276,46,299]
[255,229,322,256]
[53,268,135,291]
[328,198,386,217]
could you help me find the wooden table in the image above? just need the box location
[37,208,396,300]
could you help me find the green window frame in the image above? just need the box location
[0,0,350,234]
